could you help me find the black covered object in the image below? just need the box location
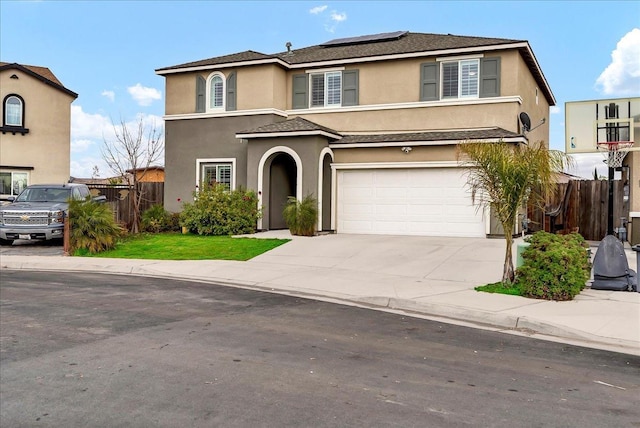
[592,235,637,291]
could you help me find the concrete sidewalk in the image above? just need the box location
[1,232,639,355]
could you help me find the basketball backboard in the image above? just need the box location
[565,97,640,154]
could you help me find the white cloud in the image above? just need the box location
[550,106,561,114]
[330,11,347,22]
[71,105,113,141]
[71,139,95,154]
[127,83,162,106]
[595,28,640,96]
[309,5,327,14]
[324,9,347,33]
[101,90,115,102]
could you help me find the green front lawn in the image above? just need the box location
[75,233,290,261]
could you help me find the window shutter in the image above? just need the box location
[226,71,237,111]
[196,75,206,112]
[292,74,308,109]
[480,57,501,98]
[420,63,439,101]
[342,69,359,106]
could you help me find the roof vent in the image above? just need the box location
[286,41,292,54]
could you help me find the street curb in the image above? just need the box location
[2,261,639,356]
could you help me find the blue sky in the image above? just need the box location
[1,0,639,178]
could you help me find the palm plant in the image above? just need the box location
[69,198,123,254]
[457,140,570,284]
[283,195,318,236]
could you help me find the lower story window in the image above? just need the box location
[0,171,28,198]
[202,163,232,190]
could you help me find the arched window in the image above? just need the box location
[207,72,225,110]
[4,95,23,126]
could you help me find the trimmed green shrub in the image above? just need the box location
[179,184,261,236]
[515,231,591,301]
[283,195,318,236]
[69,198,123,254]
[141,204,180,233]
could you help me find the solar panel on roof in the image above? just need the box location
[321,31,408,47]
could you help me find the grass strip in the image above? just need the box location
[475,281,522,296]
[75,233,290,261]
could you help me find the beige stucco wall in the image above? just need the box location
[333,145,457,164]
[0,69,74,185]
[164,48,547,126]
[164,65,288,115]
[296,101,521,135]
[512,52,551,146]
[164,72,196,115]
[237,65,288,111]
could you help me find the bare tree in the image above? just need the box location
[102,116,164,233]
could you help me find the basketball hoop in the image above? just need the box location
[597,141,634,168]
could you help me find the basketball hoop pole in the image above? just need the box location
[607,162,614,236]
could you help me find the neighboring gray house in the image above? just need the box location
[156,31,553,237]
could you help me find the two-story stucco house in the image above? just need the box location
[0,62,78,199]
[156,31,553,237]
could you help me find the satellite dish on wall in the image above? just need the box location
[519,112,532,133]
[519,111,545,135]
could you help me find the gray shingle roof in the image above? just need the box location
[158,32,522,71]
[157,50,273,71]
[238,117,521,144]
[273,32,523,65]
[237,117,341,137]
[335,128,521,144]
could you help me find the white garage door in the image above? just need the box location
[337,168,485,237]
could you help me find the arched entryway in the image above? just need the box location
[257,146,303,231]
[269,153,297,229]
[318,148,334,231]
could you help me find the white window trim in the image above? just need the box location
[206,72,226,111]
[440,58,480,100]
[305,66,345,74]
[5,95,23,126]
[195,158,236,191]
[308,70,342,108]
[435,53,484,62]
[0,170,29,198]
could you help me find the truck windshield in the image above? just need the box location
[15,188,71,203]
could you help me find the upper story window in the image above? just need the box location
[293,69,359,110]
[5,96,23,125]
[1,94,29,135]
[207,72,225,110]
[442,59,479,99]
[420,57,500,102]
[311,71,342,107]
[196,71,236,113]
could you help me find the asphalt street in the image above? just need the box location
[1,271,639,427]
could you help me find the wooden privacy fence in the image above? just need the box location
[87,183,164,229]
[527,179,628,241]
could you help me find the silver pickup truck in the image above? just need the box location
[0,183,105,246]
